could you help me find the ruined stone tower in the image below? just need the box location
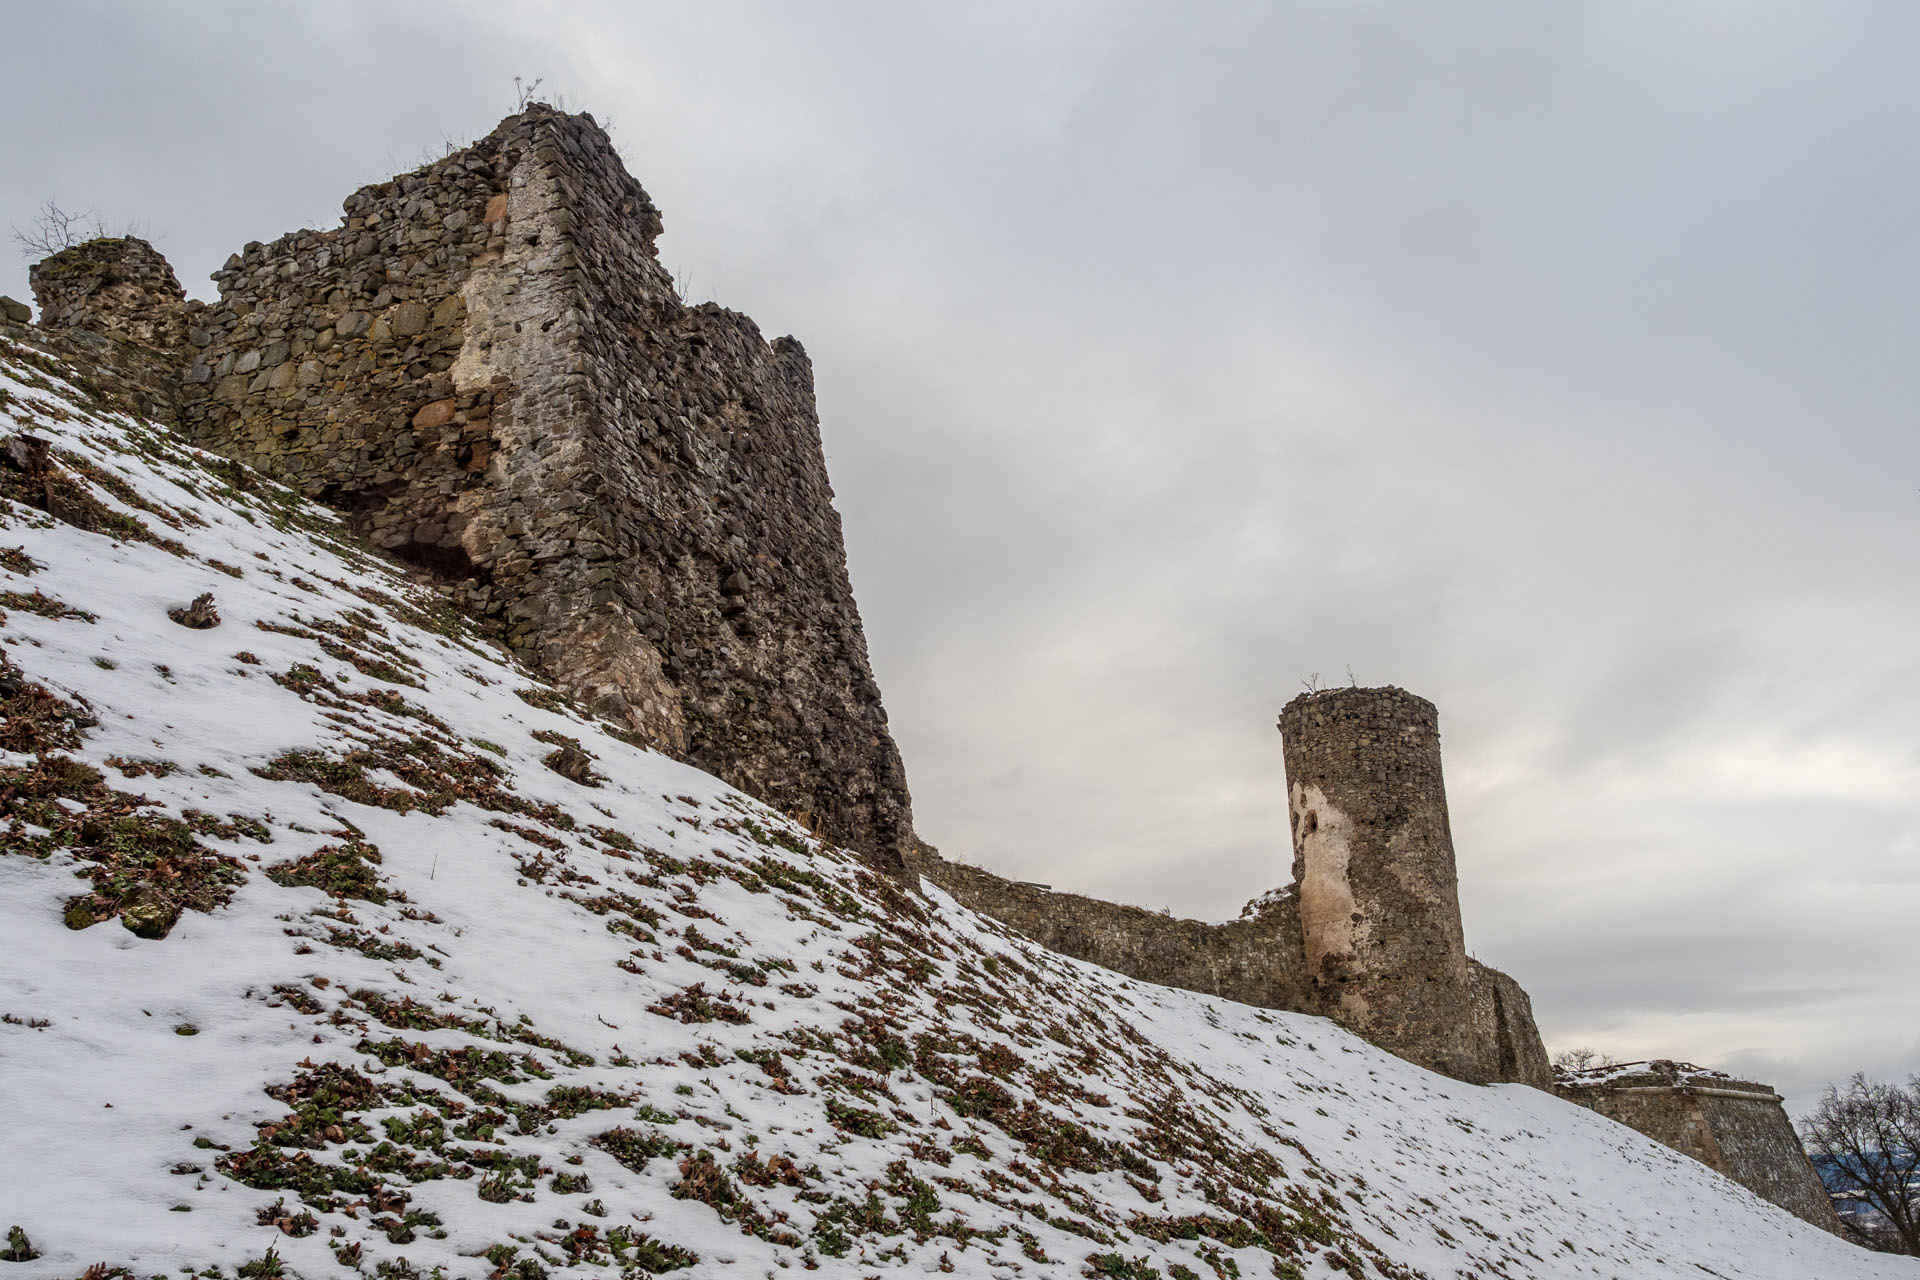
[41,107,917,867]
[927,682,1550,1090]
[1278,686,1483,1081]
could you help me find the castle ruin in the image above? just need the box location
[27,108,914,868]
[0,104,1837,1234]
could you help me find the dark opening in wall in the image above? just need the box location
[390,537,484,584]
[315,479,403,515]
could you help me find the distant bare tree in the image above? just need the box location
[1800,1073,1920,1254]
[1552,1047,1618,1072]
[11,199,110,258]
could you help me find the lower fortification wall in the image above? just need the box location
[1556,1062,1840,1232]
[921,853,1312,1013]
[915,688,1555,1091]
[920,848,1553,1090]
[1,298,183,427]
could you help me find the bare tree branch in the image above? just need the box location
[1800,1073,1920,1254]
[10,199,110,259]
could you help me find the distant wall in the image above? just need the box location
[926,852,1559,1093]
[920,686,1555,1093]
[1557,1063,1841,1233]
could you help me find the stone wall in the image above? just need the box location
[120,106,915,864]
[1557,1061,1842,1232]
[923,843,1552,1090]
[1466,959,1553,1090]
[1279,686,1485,1081]
[0,309,183,428]
[922,854,1312,1012]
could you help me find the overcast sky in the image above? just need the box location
[4,1,1915,1118]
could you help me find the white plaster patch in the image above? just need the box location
[1292,780,1365,1016]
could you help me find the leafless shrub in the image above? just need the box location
[1551,1047,1618,1072]
[11,199,111,259]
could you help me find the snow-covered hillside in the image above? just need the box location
[1,334,1911,1280]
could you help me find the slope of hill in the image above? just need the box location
[1,336,1911,1280]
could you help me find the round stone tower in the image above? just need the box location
[29,237,186,351]
[1278,686,1482,1081]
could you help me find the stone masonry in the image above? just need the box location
[1466,958,1553,1090]
[921,859,1313,1014]
[28,236,188,352]
[25,107,914,866]
[1557,1061,1843,1232]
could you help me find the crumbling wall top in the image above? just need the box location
[29,237,187,352]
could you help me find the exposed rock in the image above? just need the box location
[168,592,220,629]
[2,432,52,476]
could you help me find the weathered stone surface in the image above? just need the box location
[29,238,186,353]
[921,850,1312,1013]
[412,398,458,429]
[1280,686,1486,1082]
[1557,1061,1843,1233]
[0,296,29,324]
[1466,958,1552,1090]
[142,106,915,866]
[5,298,186,425]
